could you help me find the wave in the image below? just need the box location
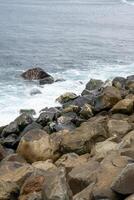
[122,0,134,5]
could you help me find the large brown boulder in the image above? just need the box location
[58,116,109,155]
[68,160,99,195]
[0,161,34,200]
[111,99,134,114]
[111,163,134,195]
[94,86,122,112]
[92,152,132,200]
[42,167,72,200]
[107,119,132,140]
[17,129,60,163]
[55,153,89,173]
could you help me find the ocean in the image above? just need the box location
[0,0,134,125]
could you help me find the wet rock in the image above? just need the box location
[81,79,103,95]
[55,78,65,82]
[17,129,60,163]
[79,104,93,119]
[94,86,122,112]
[59,116,109,155]
[1,134,19,149]
[92,152,132,200]
[20,109,36,116]
[15,113,33,131]
[111,99,134,114]
[30,88,42,96]
[39,76,54,85]
[42,167,72,200]
[36,107,61,127]
[1,121,19,137]
[112,76,126,89]
[55,153,89,173]
[107,119,132,141]
[21,67,52,81]
[68,160,99,195]
[111,163,134,195]
[56,92,77,104]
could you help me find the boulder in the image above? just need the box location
[107,119,132,140]
[1,134,18,149]
[79,104,93,119]
[111,99,134,114]
[20,109,36,116]
[17,129,60,163]
[0,161,34,200]
[111,163,134,195]
[94,86,122,112]
[55,153,89,173]
[91,137,118,161]
[73,183,94,200]
[19,192,42,200]
[1,121,19,137]
[32,160,57,171]
[68,160,99,195]
[21,67,51,80]
[15,113,33,130]
[112,76,126,89]
[39,76,54,85]
[92,152,132,200]
[42,167,72,200]
[125,194,134,200]
[81,79,103,95]
[56,92,77,104]
[0,181,19,200]
[59,116,109,155]
[0,144,13,161]
[36,107,61,127]
[62,105,80,114]
[126,75,134,92]
[2,153,26,163]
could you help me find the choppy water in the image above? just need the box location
[0,0,134,125]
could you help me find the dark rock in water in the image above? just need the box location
[39,76,54,85]
[30,88,42,96]
[21,67,51,80]
[15,113,34,131]
[36,107,61,127]
[82,79,104,96]
[1,121,19,138]
[20,109,36,116]
[112,77,126,89]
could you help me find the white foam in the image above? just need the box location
[122,0,134,5]
[0,62,134,126]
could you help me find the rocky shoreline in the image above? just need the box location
[0,68,134,200]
